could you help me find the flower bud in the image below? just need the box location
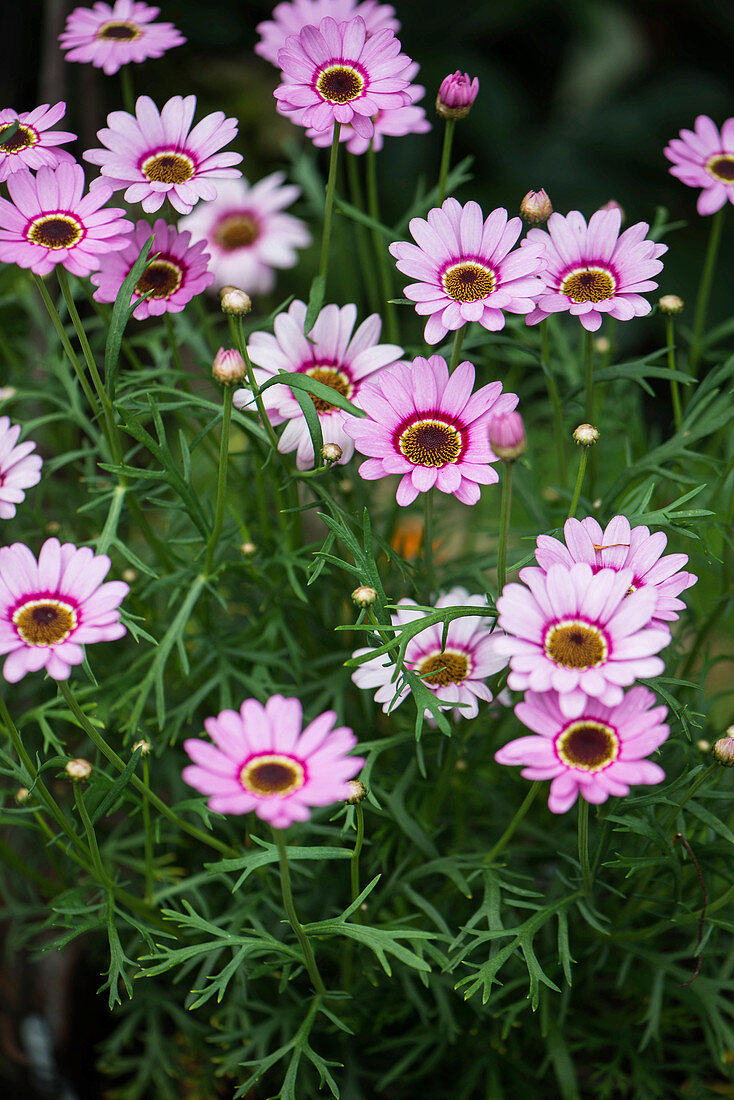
[212,347,246,385]
[321,442,343,464]
[712,733,734,766]
[659,294,684,315]
[345,779,367,804]
[520,189,552,225]
[489,411,526,461]
[599,199,625,223]
[15,786,30,804]
[122,568,138,584]
[696,739,710,753]
[219,286,251,316]
[0,386,16,402]
[132,739,151,756]
[436,71,479,120]
[352,585,377,608]
[573,423,599,447]
[240,541,256,556]
[46,521,60,535]
[65,758,92,781]
[594,336,611,354]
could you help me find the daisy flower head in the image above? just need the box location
[352,589,508,719]
[533,515,697,626]
[256,0,399,66]
[91,218,214,319]
[182,695,364,828]
[59,0,185,76]
[177,174,310,294]
[523,208,667,333]
[665,116,734,216]
[389,199,545,345]
[344,354,518,506]
[0,538,128,683]
[0,103,76,182]
[0,163,132,277]
[0,417,43,519]
[274,16,412,140]
[233,299,402,470]
[84,95,242,216]
[495,687,668,813]
[493,563,671,719]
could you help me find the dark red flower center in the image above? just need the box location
[239,753,305,797]
[317,65,364,104]
[135,258,183,299]
[556,720,619,771]
[13,599,77,647]
[0,123,37,154]
[27,214,84,250]
[706,154,734,183]
[96,21,141,40]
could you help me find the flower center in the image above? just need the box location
[556,720,619,772]
[398,419,462,467]
[13,599,78,647]
[561,267,615,304]
[544,619,608,670]
[135,258,183,299]
[442,261,495,302]
[214,213,260,250]
[706,154,734,183]
[0,123,38,154]
[316,65,364,104]
[141,150,195,185]
[239,753,305,798]
[304,366,353,414]
[27,213,84,250]
[418,650,470,687]
[96,20,141,40]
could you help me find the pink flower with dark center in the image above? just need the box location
[256,0,399,66]
[233,299,402,470]
[495,687,668,813]
[0,163,132,276]
[274,16,412,140]
[532,515,697,626]
[91,218,213,319]
[182,695,364,828]
[84,95,242,216]
[344,354,518,506]
[0,103,76,182]
[492,563,671,718]
[0,538,128,683]
[59,0,185,76]
[665,115,734,216]
[389,199,544,345]
[0,417,43,519]
[178,174,310,294]
[352,588,508,719]
[523,208,667,333]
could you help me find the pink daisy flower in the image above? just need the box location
[344,354,518,506]
[182,695,364,829]
[495,687,668,814]
[492,563,671,719]
[664,115,734,216]
[388,199,545,346]
[256,0,399,67]
[532,515,697,626]
[233,299,402,470]
[0,103,76,182]
[274,16,412,140]
[0,538,128,683]
[59,0,185,76]
[0,416,43,519]
[352,588,508,719]
[523,208,667,333]
[83,95,242,216]
[0,163,132,277]
[177,174,310,294]
[90,218,214,319]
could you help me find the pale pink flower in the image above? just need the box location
[0,103,76,182]
[59,0,185,76]
[0,417,43,519]
[665,115,734,216]
[256,0,399,67]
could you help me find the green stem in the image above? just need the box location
[423,488,435,602]
[273,829,327,995]
[96,485,126,555]
[32,273,101,428]
[448,325,466,373]
[666,316,683,432]
[74,782,107,883]
[541,321,567,484]
[689,206,725,376]
[350,804,365,909]
[120,66,135,114]
[484,782,541,863]
[229,316,280,452]
[366,144,399,343]
[496,461,513,594]
[319,122,342,288]
[346,154,380,315]
[203,386,234,576]
[578,798,593,897]
[165,313,185,377]
[583,328,595,423]
[437,118,455,204]
[141,752,155,904]
[567,448,589,520]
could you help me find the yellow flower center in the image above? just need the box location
[141,150,195,185]
[304,366,353,414]
[442,261,495,302]
[316,65,364,104]
[13,599,78,647]
[0,123,38,154]
[418,650,470,687]
[398,419,462,467]
[706,154,734,183]
[561,267,615,304]
[135,259,183,299]
[214,213,260,250]
[544,620,608,670]
[556,720,619,772]
[239,753,306,798]
[27,213,84,250]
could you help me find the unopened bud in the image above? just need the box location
[0,386,16,401]
[599,199,625,223]
[240,541,256,556]
[212,347,246,385]
[489,411,526,461]
[352,585,377,608]
[696,739,710,753]
[346,779,367,804]
[65,758,92,781]
[712,733,734,766]
[132,739,151,756]
[594,336,611,354]
[321,442,343,464]
[46,521,60,535]
[573,424,599,447]
[122,568,138,584]
[436,71,479,120]
[659,294,684,315]
[520,189,552,225]
[15,787,30,804]
[219,287,251,316]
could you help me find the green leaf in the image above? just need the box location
[258,370,366,418]
[304,274,326,333]
[106,235,155,400]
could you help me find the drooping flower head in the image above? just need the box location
[0,103,76,182]
[664,116,734,217]
[59,0,185,75]
[492,563,671,718]
[344,355,518,506]
[523,208,667,333]
[91,218,213,319]
[0,163,132,276]
[495,687,668,813]
[389,199,545,345]
[532,515,697,626]
[274,16,412,140]
[0,417,43,519]
[182,695,364,828]
[0,538,128,683]
[84,95,242,216]
[234,299,402,470]
[256,0,399,65]
[178,174,310,294]
[435,71,478,120]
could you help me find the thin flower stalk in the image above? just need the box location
[366,143,398,342]
[689,207,725,375]
[274,828,328,995]
[203,385,234,576]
